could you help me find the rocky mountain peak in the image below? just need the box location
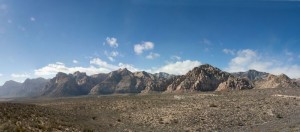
[278,73,290,80]
[55,72,68,78]
[114,68,131,75]
[167,64,232,92]
[73,71,87,77]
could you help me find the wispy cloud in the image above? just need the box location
[200,38,213,52]
[30,17,36,22]
[171,55,181,61]
[146,52,160,59]
[104,50,119,62]
[0,73,3,77]
[11,73,30,78]
[284,49,293,56]
[105,37,118,48]
[134,41,154,54]
[200,38,212,45]
[222,48,235,55]
[73,60,78,64]
[284,49,294,61]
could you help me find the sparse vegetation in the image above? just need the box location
[0,88,299,131]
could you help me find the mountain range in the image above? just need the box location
[0,64,299,98]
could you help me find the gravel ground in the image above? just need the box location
[1,88,299,132]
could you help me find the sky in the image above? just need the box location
[1,0,300,85]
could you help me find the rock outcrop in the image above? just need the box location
[254,74,298,89]
[42,72,99,97]
[216,77,254,91]
[89,69,176,94]
[166,64,233,92]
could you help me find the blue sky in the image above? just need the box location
[1,0,300,84]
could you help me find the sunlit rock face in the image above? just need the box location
[166,64,234,92]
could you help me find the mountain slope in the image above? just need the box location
[166,64,237,92]
[42,72,100,97]
[254,74,298,89]
[89,69,176,95]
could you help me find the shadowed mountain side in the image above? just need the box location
[0,78,49,98]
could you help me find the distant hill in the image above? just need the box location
[0,78,48,98]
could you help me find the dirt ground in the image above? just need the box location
[0,88,300,132]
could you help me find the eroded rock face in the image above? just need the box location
[216,77,254,91]
[232,70,269,81]
[42,72,99,97]
[89,69,177,94]
[90,68,139,94]
[254,74,298,89]
[166,64,232,92]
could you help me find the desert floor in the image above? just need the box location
[0,88,300,132]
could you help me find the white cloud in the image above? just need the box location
[30,17,36,22]
[110,51,119,57]
[226,49,272,72]
[171,55,181,61]
[11,73,30,78]
[34,61,110,76]
[73,60,78,64]
[153,60,201,75]
[134,41,154,54]
[34,58,141,77]
[105,37,118,48]
[146,52,160,59]
[108,57,114,62]
[0,73,3,77]
[90,58,118,70]
[225,49,300,78]
[222,48,235,55]
[118,63,139,72]
[104,51,119,62]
